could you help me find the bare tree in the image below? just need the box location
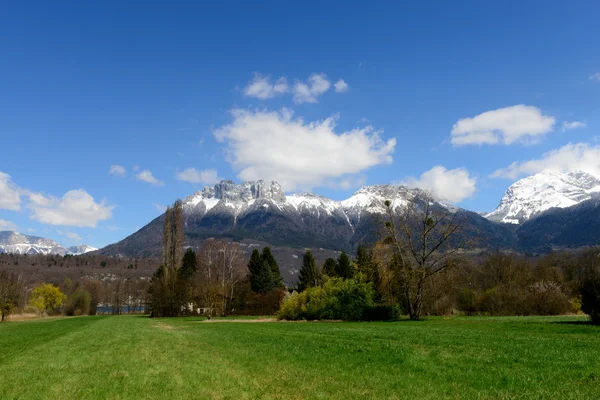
[162,205,172,268]
[0,270,25,322]
[381,193,466,320]
[196,240,247,316]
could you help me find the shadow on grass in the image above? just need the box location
[551,320,596,326]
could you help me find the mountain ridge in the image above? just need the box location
[0,231,98,256]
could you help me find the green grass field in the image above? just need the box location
[0,315,599,399]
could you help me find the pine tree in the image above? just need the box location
[322,258,338,277]
[297,250,320,292]
[262,247,282,287]
[248,249,274,293]
[177,248,197,315]
[337,251,353,279]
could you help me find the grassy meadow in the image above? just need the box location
[0,315,599,399]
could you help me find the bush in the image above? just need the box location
[580,264,600,324]
[361,305,400,321]
[278,278,374,321]
[64,290,92,316]
[525,281,571,316]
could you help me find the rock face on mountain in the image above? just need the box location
[0,231,97,255]
[99,180,516,258]
[486,170,600,224]
[516,198,600,252]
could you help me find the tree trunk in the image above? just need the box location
[409,281,424,321]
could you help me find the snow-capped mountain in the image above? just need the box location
[100,179,516,258]
[66,244,99,255]
[0,231,97,255]
[486,170,600,224]
[181,180,421,229]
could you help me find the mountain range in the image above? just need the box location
[4,170,600,260]
[0,231,97,256]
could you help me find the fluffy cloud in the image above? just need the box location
[176,168,219,184]
[491,142,600,179]
[451,105,556,146]
[0,219,17,231]
[292,73,331,104]
[334,79,349,93]
[244,74,289,99]
[562,121,586,131]
[0,172,21,211]
[589,73,600,81]
[402,166,477,204]
[214,109,396,190]
[109,165,126,177]
[29,189,113,227]
[136,170,163,186]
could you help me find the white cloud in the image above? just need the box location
[176,168,219,184]
[334,79,349,93]
[402,166,477,204]
[154,203,167,213]
[589,72,600,81]
[562,121,586,132]
[244,74,289,99]
[135,170,163,186]
[451,105,556,146]
[292,73,331,104]
[214,108,395,190]
[63,231,82,241]
[132,165,140,172]
[27,228,36,233]
[0,219,17,231]
[109,165,126,177]
[29,189,113,228]
[0,172,21,211]
[491,142,600,179]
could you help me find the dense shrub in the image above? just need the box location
[279,278,374,321]
[64,289,92,316]
[580,264,600,324]
[525,281,571,316]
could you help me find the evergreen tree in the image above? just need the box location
[177,248,197,314]
[248,249,274,293]
[337,251,353,279]
[297,250,321,292]
[355,245,377,282]
[262,247,282,287]
[322,258,338,277]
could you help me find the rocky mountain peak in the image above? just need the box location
[194,180,286,203]
[486,170,600,224]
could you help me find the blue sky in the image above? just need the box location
[1,1,599,248]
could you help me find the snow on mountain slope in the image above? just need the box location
[181,180,423,228]
[0,231,97,255]
[486,170,600,224]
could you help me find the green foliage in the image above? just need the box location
[322,258,338,277]
[147,265,179,317]
[29,283,66,316]
[248,248,281,293]
[179,248,198,280]
[279,277,374,321]
[297,250,321,292]
[580,263,600,324]
[64,289,91,316]
[336,251,353,279]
